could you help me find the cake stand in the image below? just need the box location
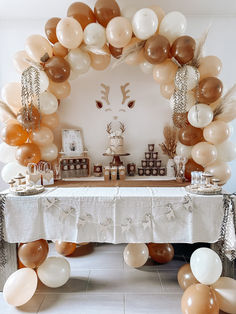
[103,153,130,167]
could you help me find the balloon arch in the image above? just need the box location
[1,0,236,185]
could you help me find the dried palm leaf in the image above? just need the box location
[159,125,178,159]
[214,83,236,118]
[192,25,211,68]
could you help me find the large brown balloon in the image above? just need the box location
[177,263,199,291]
[55,241,77,256]
[185,159,204,181]
[1,122,28,146]
[17,105,41,130]
[198,77,223,104]
[16,143,41,166]
[178,125,203,146]
[144,35,170,64]
[171,36,196,65]
[181,284,219,314]
[147,243,174,264]
[44,56,70,83]
[45,17,61,44]
[18,240,49,268]
[67,2,96,30]
[94,0,121,27]
[109,44,123,59]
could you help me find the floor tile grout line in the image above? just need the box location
[123,294,126,314]
[85,270,91,294]
[36,295,47,314]
[157,270,164,292]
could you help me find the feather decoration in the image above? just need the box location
[191,25,211,68]
[214,99,236,122]
[214,83,236,118]
[159,125,177,159]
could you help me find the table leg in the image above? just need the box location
[0,241,18,291]
[211,242,235,278]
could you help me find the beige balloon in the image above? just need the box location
[153,59,178,84]
[123,38,145,65]
[56,17,83,49]
[199,56,222,79]
[205,160,231,185]
[40,143,58,161]
[123,243,149,268]
[25,35,53,62]
[13,50,32,73]
[1,82,22,114]
[106,17,132,49]
[149,5,165,32]
[212,277,236,314]
[48,80,71,99]
[41,113,60,129]
[191,142,217,167]
[53,42,68,57]
[160,81,175,99]
[203,121,230,145]
[89,45,111,71]
[29,126,54,147]
[3,268,37,306]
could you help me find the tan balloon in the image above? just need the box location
[205,160,231,185]
[13,50,32,73]
[89,45,111,71]
[212,277,236,314]
[29,126,54,147]
[18,240,49,268]
[177,263,199,291]
[123,38,145,65]
[106,17,132,48]
[153,59,178,84]
[53,42,68,57]
[25,35,53,63]
[48,80,71,99]
[160,81,175,99]
[199,56,222,79]
[55,241,77,256]
[41,113,60,129]
[1,82,22,114]
[203,121,230,145]
[123,243,149,268]
[150,5,165,30]
[56,17,83,49]
[40,143,58,161]
[191,142,217,167]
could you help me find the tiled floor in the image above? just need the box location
[0,243,227,313]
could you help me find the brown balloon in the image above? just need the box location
[147,243,174,264]
[144,35,170,64]
[55,241,77,256]
[94,0,121,27]
[109,44,123,59]
[44,56,71,83]
[53,42,69,57]
[185,159,204,181]
[45,17,61,44]
[171,36,196,65]
[16,143,41,166]
[177,263,199,291]
[178,125,203,146]
[181,284,220,314]
[17,105,41,130]
[67,2,96,30]
[1,122,28,146]
[18,240,49,268]
[198,77,223,104]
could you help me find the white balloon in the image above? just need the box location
[216,140,236,162]
[139,60,154,74]
[212,277,236,314]
[121,5,138,21]
[3,268,37,306]
[40,71,49,92]
[40,143,58,161]
[0,143,17,164]
[132,8,158,40]
[228,123,234,137]
[188,104,213,128]
[84,23,106,48]
[37,257,70,288]
[170,91,196,111]
[1,162,27,183]
[190,248,222,285]
[159,11,187,43]
[66,48,91,75]
[176,142,192,159]
[40,91,58,115]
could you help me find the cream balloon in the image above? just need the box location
[1,82,21,114]
[0,143,17,164]
[106,17,132,48]
[212,277,236,314]
[203,121,230,145]
[89,45,111,71]
[153,59,178,84]
[1,162,27,183]
[41,113,60,129]
[3,268,37,306]
[66,48,91,75]
[121,5,138,22]
[39,71,49,92]
[216,140,236,162]
[40,143,58,161]
[132,8,158,40]
[40,91,58,115]
[29,126,54,147]
[170,91,195,111]
[48,80,71,99]
[123,243,149,268]
[176,142,192,159]
[25,34,53,62]
[159,11,187,43]
[37,257,70,288]
[160,82,175,99]
[139,60,154,74]
[199,56,222,79]
[205,160,231,185]
[13,50,31,73]
[188,104,213,128]
[191,142,217,167]
[190,248,222,285]
[56,17,83,49]
[84,23,106,48]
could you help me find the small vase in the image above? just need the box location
[167,159,176,177]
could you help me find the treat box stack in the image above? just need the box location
[138,144,166,176]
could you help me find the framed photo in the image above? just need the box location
[62,129,84,156]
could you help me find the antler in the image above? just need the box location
[119,122,125,134]
[106,122,112,134]
[101,83,110,105]
[120,83,130,104]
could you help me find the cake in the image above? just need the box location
[105,122,125,155]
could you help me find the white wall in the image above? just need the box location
[0,0,236,192]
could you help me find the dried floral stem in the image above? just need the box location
[159,125,177,159]
[191,25,211,68]
[214,83,236,118]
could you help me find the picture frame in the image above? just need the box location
[61,129,84,156]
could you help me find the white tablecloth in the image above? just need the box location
[3,187,228,244]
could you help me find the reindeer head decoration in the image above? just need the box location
[96,82,135,120]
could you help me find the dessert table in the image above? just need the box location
[0,185,235,290]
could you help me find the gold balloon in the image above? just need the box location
[177,263,199,290]
[153,59,178,84]
[89,45,111,71]
[205,160,231,185]
[16,143,41,166]
[1,122,28,146]
[41,113,60,129]
[203,121,230,145]
[55,241,77,256]
[17,105,41,130]
[48,80,71,99]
